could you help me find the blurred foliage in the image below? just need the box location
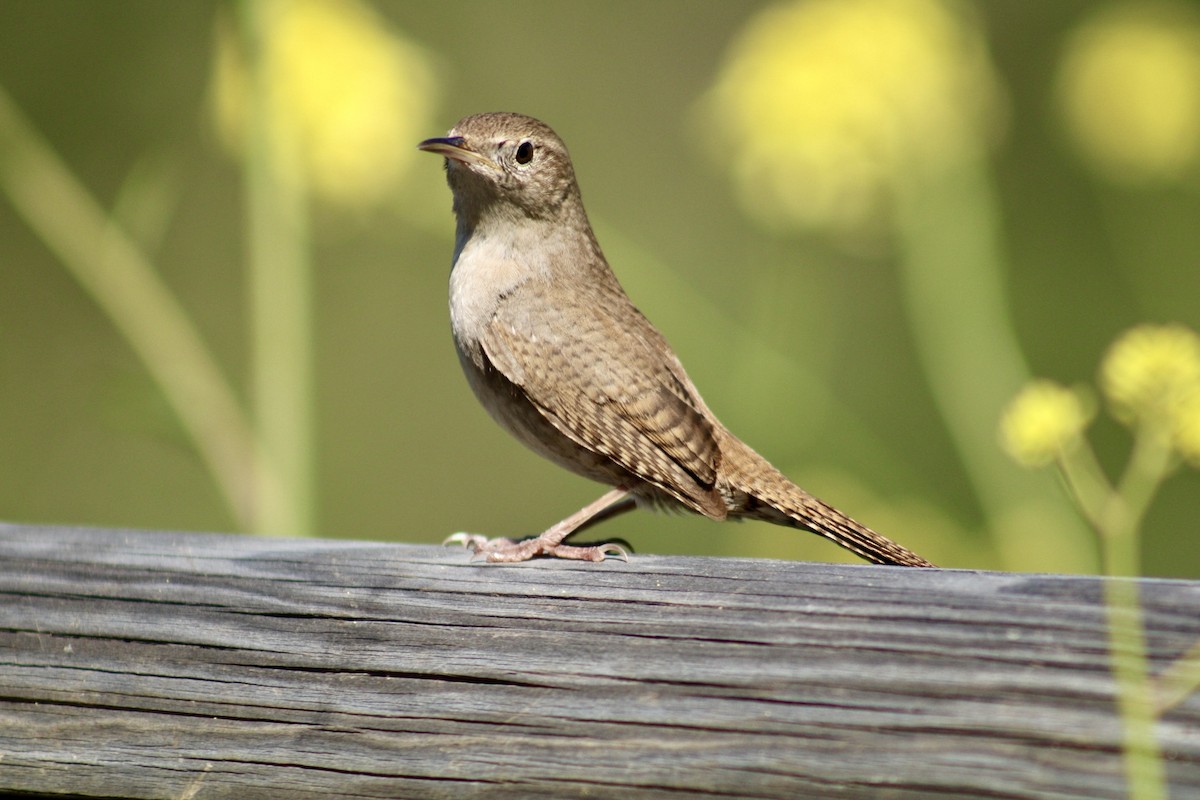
[1,0,1199,577]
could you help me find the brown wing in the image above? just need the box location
[480,280,725,518]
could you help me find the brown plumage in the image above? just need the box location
[419,112,934,567]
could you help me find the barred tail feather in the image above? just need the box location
[719,437,935,568]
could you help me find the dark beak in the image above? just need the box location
[417,136,501,171]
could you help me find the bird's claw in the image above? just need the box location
[442,532,628,563]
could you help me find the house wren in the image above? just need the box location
[419,112,934,568]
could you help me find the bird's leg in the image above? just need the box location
[446,487,634,562]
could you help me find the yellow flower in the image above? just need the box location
[211,0,437,207]
[1055,1,1200,184]
[1100,324,1200,430]
[697,0,1002,233]
[1000,381,1093,468]
[1173,391,1200,466]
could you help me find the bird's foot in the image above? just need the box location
[443,532,628,563]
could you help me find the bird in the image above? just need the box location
[418,112,934,568]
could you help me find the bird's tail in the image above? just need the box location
[719,436,935,568]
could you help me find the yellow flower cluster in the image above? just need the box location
[1056,2,1200,184]
[697,0,1002,233]
[1000,381,1093,468]
[1003,324,1200,470]
[1101,324,1200,463]
[211,0,437,207]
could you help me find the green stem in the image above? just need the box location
[0,82,264,529]
[1102,565,1165,800]
[1155,637,1200,714]
[239,0,316,537]
[893,155,1095,571]
[1057,438,1116,534]
[1062,428,1170,800]
[1114,427,1174,558]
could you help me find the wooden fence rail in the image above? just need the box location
[1,522,1198,799]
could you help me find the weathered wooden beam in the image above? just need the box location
[0,522,1197,799]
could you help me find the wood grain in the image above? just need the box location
[0,522,1198,799]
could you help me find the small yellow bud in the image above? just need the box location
[1100,323,1200,428]
[1000,381,1093,468]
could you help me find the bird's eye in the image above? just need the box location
[515,141,534,164]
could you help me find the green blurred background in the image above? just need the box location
[1,0,1198,576]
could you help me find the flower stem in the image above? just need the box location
[239,0,316,537]
[1061,429,1170,799]
[0,82,265,529]
[1155,637,1200,714]
[893,157,1094,571]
